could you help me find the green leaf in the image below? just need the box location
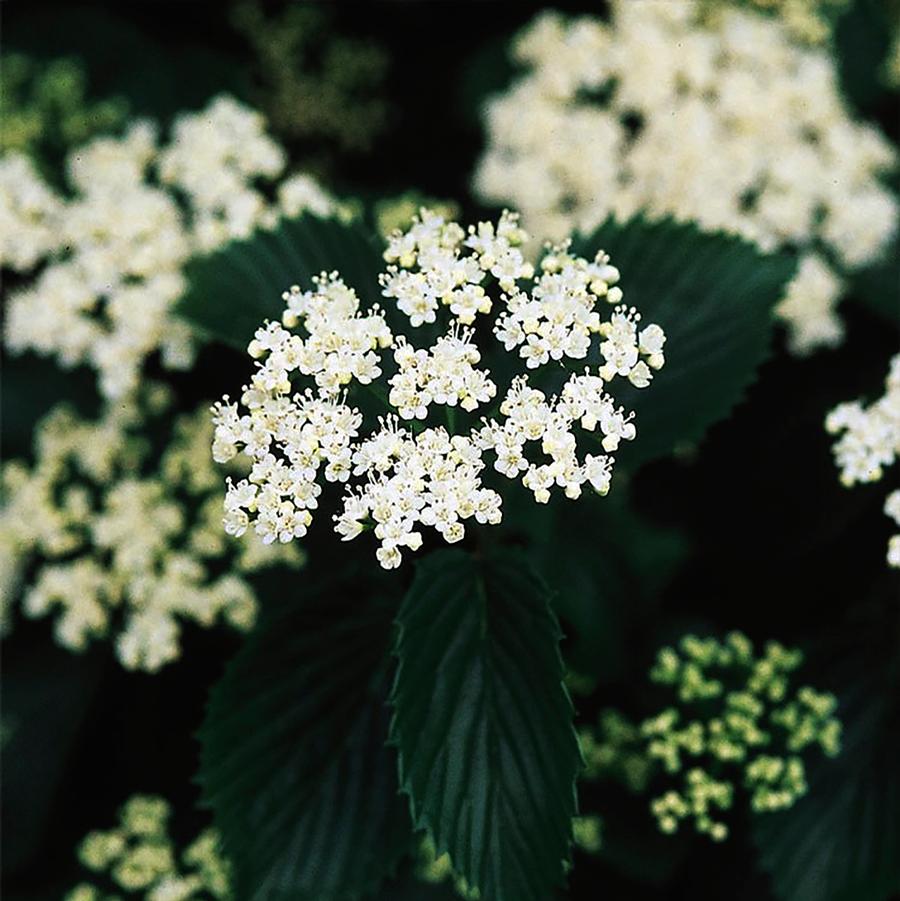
[177,213,384,350]
[374,869,467,901]
[753,675,900,901]
[571,216,798,467]
[390,547,580,901]
[198,571,411,900]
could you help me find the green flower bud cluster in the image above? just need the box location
[650,770,733,841]
[644,632,840,839]
[581,632,841,842]
[0,53,128,167]
[66,795,230,900]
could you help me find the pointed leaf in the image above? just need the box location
[198,571,411,900]
[391,548,580,901]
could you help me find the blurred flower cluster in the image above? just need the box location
[231,1,388,161]
[476,0,898,353]
[67,796,229,901]
[2,94,343,398]
[699,0,849,44]
[1,385,301,670]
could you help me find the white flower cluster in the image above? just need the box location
[277,274,393,390]
[66,795,229,901]
[2,95,342,399]
[475,1,898,354]
[379,209,533,326]
[0,387,302,670]
[213,210,666,568]
[479,375,626,505]
[826,353,900,568]
[336,420,502,570]
[389,326,496,419]
[158,95,285,252]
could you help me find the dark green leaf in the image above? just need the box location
[390,548,580,901]
[373,863,468,901]
[571,216,798,467]
[177,213,384,350]
[198,572,411,900]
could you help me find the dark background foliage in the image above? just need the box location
[2,1,898,899]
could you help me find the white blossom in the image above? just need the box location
[379,209,532,327]
[774,253,843,354]
[475,2,898,355]
[389,325,496,420]
[278,273,392,392]
[494,242,625,370]
[2,96,341,400]
[0,153,65,270]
